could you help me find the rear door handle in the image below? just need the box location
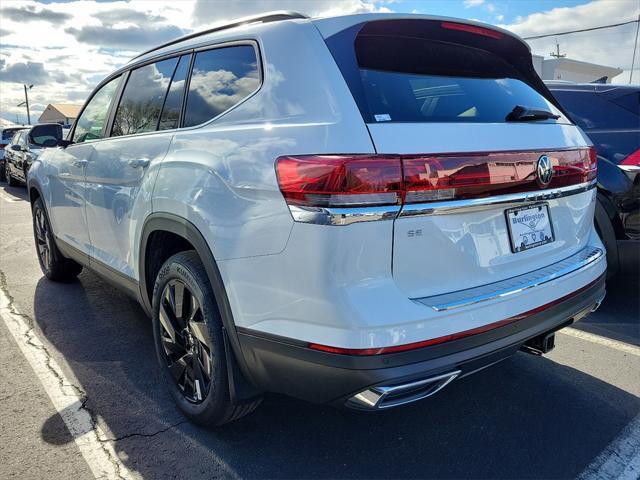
[127,158,150,168]
[73,159,88,167]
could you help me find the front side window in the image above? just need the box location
[183,45,260,127]
[73,76,121,143]
[112,58,178,137]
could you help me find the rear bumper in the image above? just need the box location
[237,274,605,407]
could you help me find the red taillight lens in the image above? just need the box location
[441,21,503,39]
[276,155,402,207]
[620,148,640,167]
[276,149,596,207]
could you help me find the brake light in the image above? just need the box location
[620,148,640,167]
[441,21,503,40]
[276,149,596,207]
[275,155,402,207]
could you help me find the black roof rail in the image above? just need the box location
[132,11,308,60]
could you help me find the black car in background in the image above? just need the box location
[0,126,27,180]
[547,82,639,275]
[4,124,63,186]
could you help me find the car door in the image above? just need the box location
[45,75,123,255]
[84,55,189,280]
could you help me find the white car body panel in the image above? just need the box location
[29,13,605,356]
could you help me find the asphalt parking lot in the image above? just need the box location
[0,183,638,480]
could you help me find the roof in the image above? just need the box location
[45,104,82,118]
[128,11,526,68]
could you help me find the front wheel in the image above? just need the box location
[32,197,83,281]
[151,251,261,426]
[6,166,19,186]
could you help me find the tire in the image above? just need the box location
[0,163,5,182]
[7,167,19,186]
[31,197,83,281]
[152,251,261,426]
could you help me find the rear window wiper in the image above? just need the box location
[506,105,560,122]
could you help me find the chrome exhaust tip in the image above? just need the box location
[346,370,461,410]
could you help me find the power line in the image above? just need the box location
[523,18,639,40]
[631,15,640,83]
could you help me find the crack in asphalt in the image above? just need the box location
[0,267,185,479]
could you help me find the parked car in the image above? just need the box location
[27,12,606,426]
[0,126,26,180]
[5,124,63,186]
[547,82,639,275]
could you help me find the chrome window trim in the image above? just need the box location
[399,179,597,217]
[414,245,604,312]
[288,180,596,225]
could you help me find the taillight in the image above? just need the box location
[275,155,402,207]
[277,149,596,208]
[620,148,640,167]
[440,21,503,40]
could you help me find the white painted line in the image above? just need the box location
[559,327,640,357]
[0,288,137,480]
[578,414,640,480]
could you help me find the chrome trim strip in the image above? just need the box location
[399,179,596,217]
[288,204,400,226]
[415,246,604,312]
[288,180,595,225]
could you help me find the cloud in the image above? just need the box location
[65,24,185,50]
[93,8,168,25]
[191,0,393,25]
[463,0,484,8]
[1,5,72,23]
[0,61,50,84]
[502,0,639,83]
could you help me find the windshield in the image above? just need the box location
[2,128,24,142]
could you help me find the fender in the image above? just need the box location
[138,212,261,399]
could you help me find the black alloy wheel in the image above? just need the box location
[158,278,213,403]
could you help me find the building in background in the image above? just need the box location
[531,54,623,83]
[38,104,82,126]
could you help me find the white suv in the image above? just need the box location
[28,12,606,425]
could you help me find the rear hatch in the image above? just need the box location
[319,17,596,298]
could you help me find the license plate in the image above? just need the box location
[505,203,555,253]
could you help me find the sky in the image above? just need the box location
[0,0,638,124]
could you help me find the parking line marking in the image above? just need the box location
[0,288,136,480]
[578,413,640,480]
[559,327,640,357]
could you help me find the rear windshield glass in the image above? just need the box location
[2,128,23,141]
[330,21,569,123]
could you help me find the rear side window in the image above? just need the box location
[112,58,179,137]
[183,45,260,127]
[158,54,191,131]
[552,90,639,130]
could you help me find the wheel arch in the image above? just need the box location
[139,212,261,399]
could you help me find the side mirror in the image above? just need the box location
[10,144,22,152]
[29,124,63,147]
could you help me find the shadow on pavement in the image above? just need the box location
[33,271,639,479]
[573,273,640,346]
[0,184,30,202]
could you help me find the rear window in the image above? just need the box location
[551,90,639,130]
[326,19,566,124]
[2,128,23,142]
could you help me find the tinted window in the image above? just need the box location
[183,45,260,127]
[73,76,121,143]
[2,128,23,142]
[552,90,639,130]
[112,58,178,137]
[158,54,191,131]
[355,35,564,124]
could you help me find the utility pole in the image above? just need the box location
[23,84,33,125]
[549,42,567,59]
[631,14,639,83]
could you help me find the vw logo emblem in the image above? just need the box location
[537,155,553,187]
